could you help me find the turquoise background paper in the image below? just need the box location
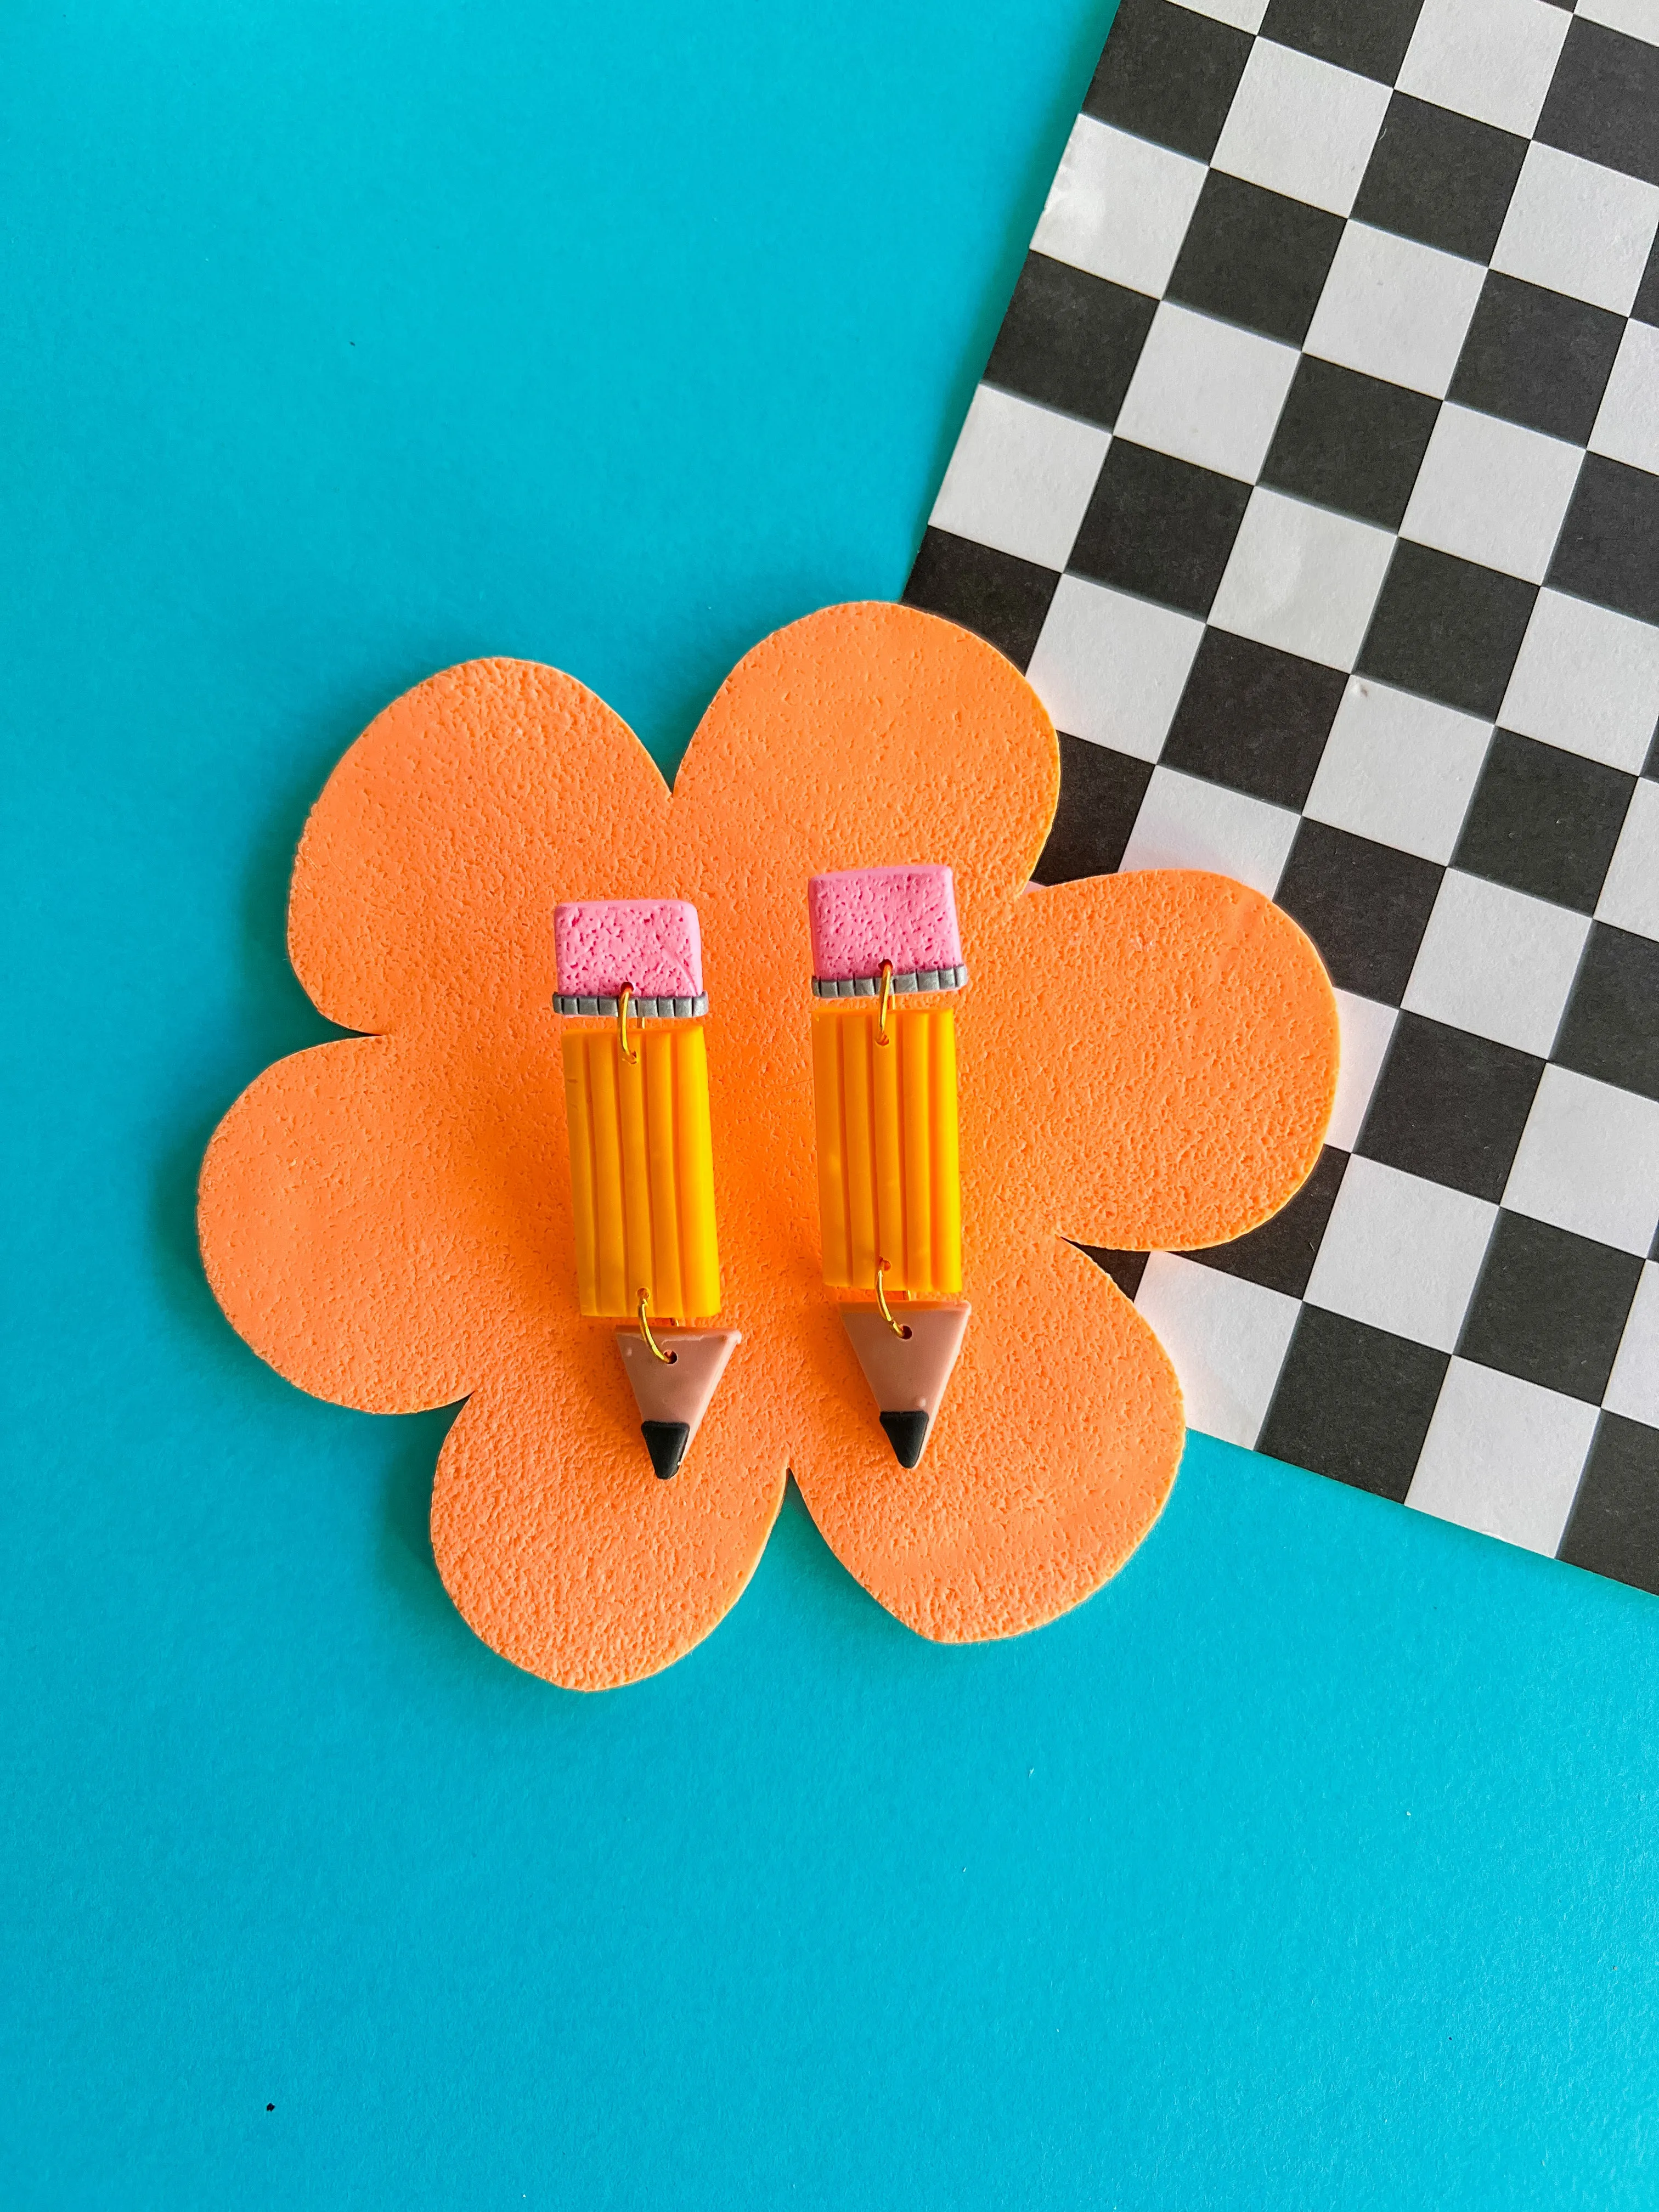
[6,2,1659,2203]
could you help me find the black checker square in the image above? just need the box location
[1548,457,1659,628]
[1535,18,1659,189]
[1274,820,1443,1005]
[1259,1306,1449,1504]
[1448,273,1624,447]
[902,529,1058,673]
[1261,355,1440,531]
[1554,923,1659,1103]
[1356,1013,1544,1203]
[1185,1146,1348,1299]
[983,255,1158,432]
[1167,171,1344,348]
[1458,1212,1643,1403]
[1082,0,1252,163]
[1068,441,1250,619]
[1161,628,1347,809]
[1352,93,1528,263]
[1636,237,1659,329]
[1453,730,1635,914]
[1032,735,1153,885]
[1357,542,1537,720]
[1558,1414,1659,1595]
[1079,1245,1149,1301]
[1259,0,1424,84]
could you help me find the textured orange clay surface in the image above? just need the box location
[198,603,1339,1688]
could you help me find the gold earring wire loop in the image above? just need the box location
[617,983,639,1064]
[637,1288,675,1363]
[874,1260,912,1340]
[876,960,895,1046]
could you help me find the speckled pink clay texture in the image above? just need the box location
[808,865,961,981]
[554,898,703,998]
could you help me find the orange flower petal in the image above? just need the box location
[670,602,1057,955]
[989,869,1340,1252]
[200,1028,563,1412]
[431,1345,786,1691]
[287,658,672,1034]
[791,1231,1183,1640]
[202,1019,787,1685]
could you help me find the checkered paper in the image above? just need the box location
[904,0,1659,1592]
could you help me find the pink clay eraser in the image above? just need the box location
[807,866,961,983]
[554,899,703,999]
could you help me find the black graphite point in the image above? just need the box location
[641,1420,691,1480]
[878,1410,929,1468]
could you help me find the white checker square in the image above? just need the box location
[1306,678,1491,864]
[1499,591,1659,774]
[1211,40,1390,218]
[928,387,1108,571]
[1590,320,1659,477]
[1401,405,1584,586]
[1132,1254,1299,1450]
[1114,304,1300,483]
[1031,118,1208,298]
[1577,0,1659,37]
[1397,0,1570,136]
[1304,223,1486,399]
[1604,1267,1659,1428]
[1118,766,1300,894]
[1024,575,1204,763]
[1403,870,1589,1056]
[1306,1155,1496,1351]
[1492,144,1659,318]
[1170,0,1270,27]
[1503,1066,1659,1258]
[1209,489,1395,670]
[1597,779,1659,941]
[1407,1359,1598,1556]
[1328,990,1398,1154]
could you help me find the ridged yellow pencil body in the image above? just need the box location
[562,1024,721,1320]
[811,1005,961,1295]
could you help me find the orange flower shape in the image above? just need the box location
[200,603,1337,1688]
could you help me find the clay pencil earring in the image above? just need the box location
[554,898,738,1480]
[807,866,970,1466]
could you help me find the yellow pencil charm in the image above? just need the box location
[808,866,970,1467]
[555,898,735,1480]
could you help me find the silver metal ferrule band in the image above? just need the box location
[810,964,967,1000]
[552,992,709,1019]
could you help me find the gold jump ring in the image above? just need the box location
[637,1288,675,1363]
[617,983,638,1064]
[876,959,895,1047]
[874,1260,911,1340]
